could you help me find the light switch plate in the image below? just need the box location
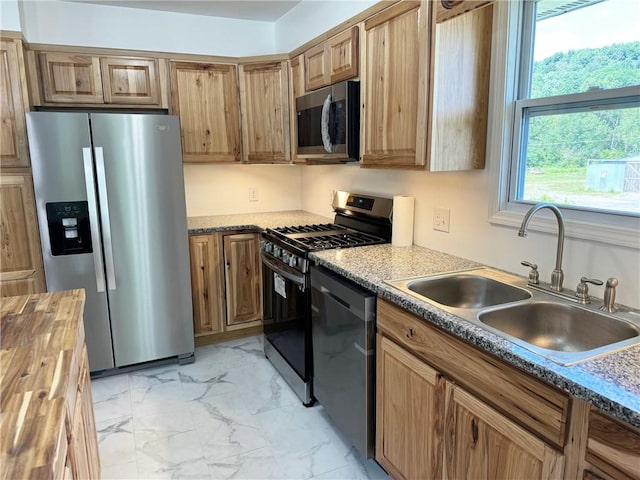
[249,187,259,202]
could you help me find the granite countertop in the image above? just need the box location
[188,210,333,234]
[310,244,640,428]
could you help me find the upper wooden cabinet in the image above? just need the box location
[0,173,45,297]
[361,1,431,168]
[304,26,359,91]
[0,38,30,168]
[238,61,290,163]
[36,51,162,106]
[223,232,261,328]
[428,2,492,171]
[100,56,160,105]
[170,61,241,163]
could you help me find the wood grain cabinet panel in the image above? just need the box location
[223,232,262,328]
[38,52,103,104]
[376,299,570,450]
[361,1,430,168]
[376,335,443,480]
[0,173,45,297]
[304,42,328,91]
[289,55,305,163]
[189,234,225,335]
[328,26,359,85]
[0,38,29,167]
[444,381,565,479]
[100,56,161,105]
[303,26,359,91]
[239,61,290,163]
[586,409,640,480]
[170,62,241,163]
[428,2,492,171]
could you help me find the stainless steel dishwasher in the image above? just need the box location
[310,265,376,459]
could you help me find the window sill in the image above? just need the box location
[489,207,640,249]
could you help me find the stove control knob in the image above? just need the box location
[263,241,273,254]
[273,246,281,258]
[288,255,298,268]
[282,251,290,264]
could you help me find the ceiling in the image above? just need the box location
[64,0,303,22]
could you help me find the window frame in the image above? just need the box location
[489,0,640,249]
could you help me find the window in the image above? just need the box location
[494,0,640,246]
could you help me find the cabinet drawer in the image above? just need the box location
[586,409,640,480]
[376,299,570,449]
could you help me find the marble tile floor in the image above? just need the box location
[92,335,390,480]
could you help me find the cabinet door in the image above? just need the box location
[362,1,430,168]
[428,3,492,171]
[100,56,161,105]
[170,62,241,163]
[223,233,262,328]
[328,26,359,84]
[239,61,290,163]
[586,409,640,480]
[38,52,103,103]
[304,42,328,91]
[189,234,225,336]
[0,173,45,297]
[0,39,29,167]
[444,381,565,480]
[376,335,443,480]
[289,55,306,164]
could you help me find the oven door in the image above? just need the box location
[261,253,312,383]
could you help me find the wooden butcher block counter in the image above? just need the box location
[0,289,100,480]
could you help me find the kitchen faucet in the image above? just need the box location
[518,203,565,291]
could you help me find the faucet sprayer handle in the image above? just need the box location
[521,261,539,285]
[600,278,619,313]
[575,277,603,304]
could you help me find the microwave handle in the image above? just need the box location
[321,94,336,153]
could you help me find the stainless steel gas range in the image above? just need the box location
[260,191,393,406]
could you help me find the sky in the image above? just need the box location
[534,0,640,61]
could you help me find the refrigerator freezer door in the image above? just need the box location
[26,112,115,371]
[89,114,194,367]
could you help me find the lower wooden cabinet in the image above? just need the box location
[376,298,567,480]
[188,230,262,345]
[376,335,443,480]
[444,381,564,479]
[0,173,45,296]
[223,232,262,328]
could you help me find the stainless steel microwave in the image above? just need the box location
[296,80,360,161]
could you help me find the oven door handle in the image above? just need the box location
[262,254,306,290]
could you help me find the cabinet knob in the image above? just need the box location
[406,328,414,339]
[471,418,479,444]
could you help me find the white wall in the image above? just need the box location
[183,164,302,217]
[0,0,21,30]
[18,0,275,56]
[299,162,640,309]
[275,0,377,52]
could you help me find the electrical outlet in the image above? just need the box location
[249,187,259,202]
[433,207,450,233]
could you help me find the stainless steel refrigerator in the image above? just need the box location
[26,112,194,372]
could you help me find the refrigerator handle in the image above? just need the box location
[82,148,107,293]
[94,147,117,291]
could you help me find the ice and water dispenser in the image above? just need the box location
[46,201,93,256]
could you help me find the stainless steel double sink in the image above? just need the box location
[386,268,640,365]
